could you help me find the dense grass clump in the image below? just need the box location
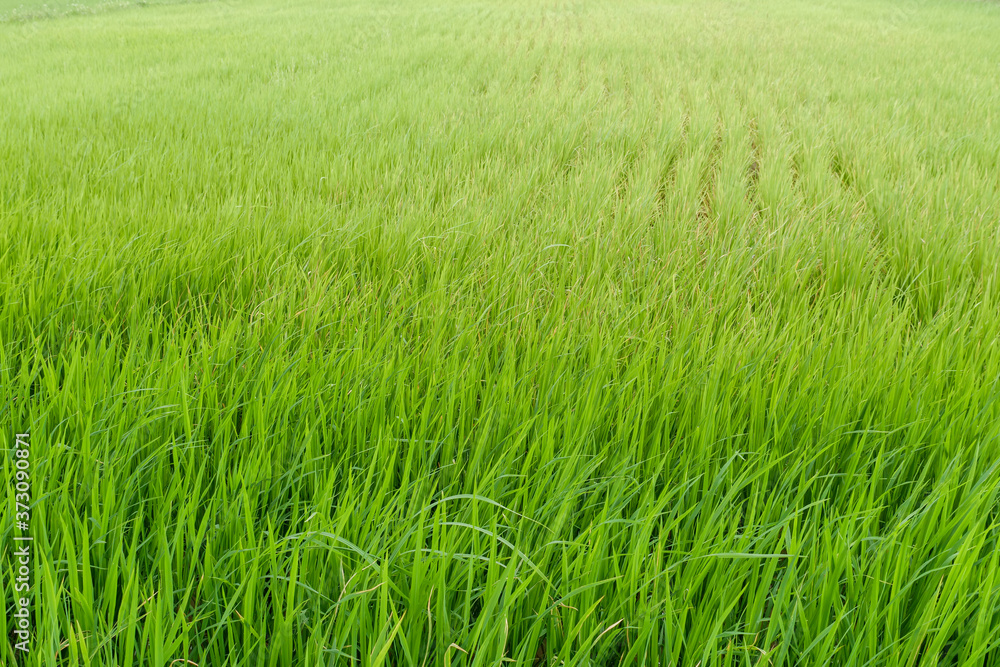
[2,0,1000,664]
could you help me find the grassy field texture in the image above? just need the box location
[0,0,202,23]
[3,0,1000,665]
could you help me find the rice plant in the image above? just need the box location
[2,0,1000,664]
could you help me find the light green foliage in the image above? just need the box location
[2,0,1000,664]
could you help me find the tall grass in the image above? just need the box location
[2,0,1000,664]
[0,0,207,23]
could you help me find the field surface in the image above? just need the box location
[3,0,1000,665]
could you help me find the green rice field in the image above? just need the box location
[2,0,1000,664]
